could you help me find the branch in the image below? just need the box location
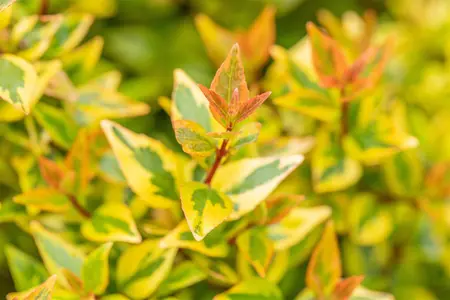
[68,195,91,218]
[204,139,229,185]
[39,0,49,15]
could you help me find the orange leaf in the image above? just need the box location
[38,157,65,190]
[306,221,342,298]
[210,43,249,106]
[333,275,365,300]
[198,84,229,129]
[307,22,348,88]
[236,91,272,123]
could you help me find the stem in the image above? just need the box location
[204,139,229,186]
[68,195,91,218]
[39,0,49,15]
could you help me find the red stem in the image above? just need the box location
[68,195,91,218]
[39,0,49,15]
[204,139,229,185]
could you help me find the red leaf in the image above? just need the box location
[39,157,65,190]
[198,84,229,128]
[236,91,271,123]
[333,275,365,300]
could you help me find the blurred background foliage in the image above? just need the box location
[3,0,450,299]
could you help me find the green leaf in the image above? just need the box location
[190,252,239,287]
[44,13,94,58]
[0,0,15,12]
[5,245,49,292]
[157,261,207,297]
[101,120,181,209]
[7,275,57,300]
[273,87,339,122]
[236,226,274,277]
[312,129,362,193]
[13,188,70,213]
[306,221,341,298]
[348,194,393,245]
[0,54,37,114]
[116,240,177,299]
[180,181,233,241]
[212,155,304,219]
[0,199,27,223]
[172,69,216,132]
[214,277,283,300]
[231,122,261,150]
[173,120,217,157]
[33,102,79,150]
[267,206,331,250]
[160,220,230,258]
[30,222,85,289]
[81,202,141,244]
[82,242,113,294]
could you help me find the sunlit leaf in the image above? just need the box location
[173,120,217,157]
[5,245,49,292]
[306,221,341,298]
[116,240,177,299]
[0,54,37,114]
[81,202,141,244]
[82,242,113,294]
[160,221,229,258]
[31,222,85,289]
[214,277,283,300]
[13,188,70,213]
[101,121,181,209]
[180,181,233,241]
[236,226,274,277]
[212,155,303,218]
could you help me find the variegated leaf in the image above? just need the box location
[189,252,239,287]
[0,0,15,12]
[101,121,181,208]
[231,122,261,150]
[212,155,303,219]
[6,275,57,300]
[172,69,217,132]
[0,54,37,114]
[81,203,141,244]
[13,188,70,213]
[157,261,207,297]
[267,206,331,250]
[214,277,283,300]
[31,222,85,288]
[180,181,233,241]
[160,221,229,258]
[116,240,177,299]
[33,103,79,150]
[306,221,341,298]
[236,226,274,277]
[173,120,217,157]
[82,242,113,294]
[61,36,103,80]
[5,245,49,292]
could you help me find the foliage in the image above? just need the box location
[1,0,450,300]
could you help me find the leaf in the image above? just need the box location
[348,194,393,245]
[11,15,63,61]
[273,87,339,122]
[30,222,85,289]
[349,287,394,300]
[306,22,348,88]
[198,85,229,128]
[7,275,57,300]
[211,43,249,105]
[235,91,272,123]
[33,60,63,105]
[333,276,365,300]
[212,155,303,219]
[5,245,49,292]
[116,240,177,299]
[189,253,239,287]
[0,0,15,12]
[82,242,113,294]
[267,206,331,250]
[172,69,215,132]
[312,129,362,193]
[214,277,283,300]
[231,122,261,150]
[101,121,181,208]
[157,261,207,297]
[81,202,141,244]
[0,200,27,223]
[180,181,233,241]
[33,103,79,150]
[0,54,37,114]
[44,13,94,58]
[13,188,70,213]
[159,221,229,258]
[236,226,274,277]
[173,120,217,157]
[306,221,341,298]
[72,86,150,126]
